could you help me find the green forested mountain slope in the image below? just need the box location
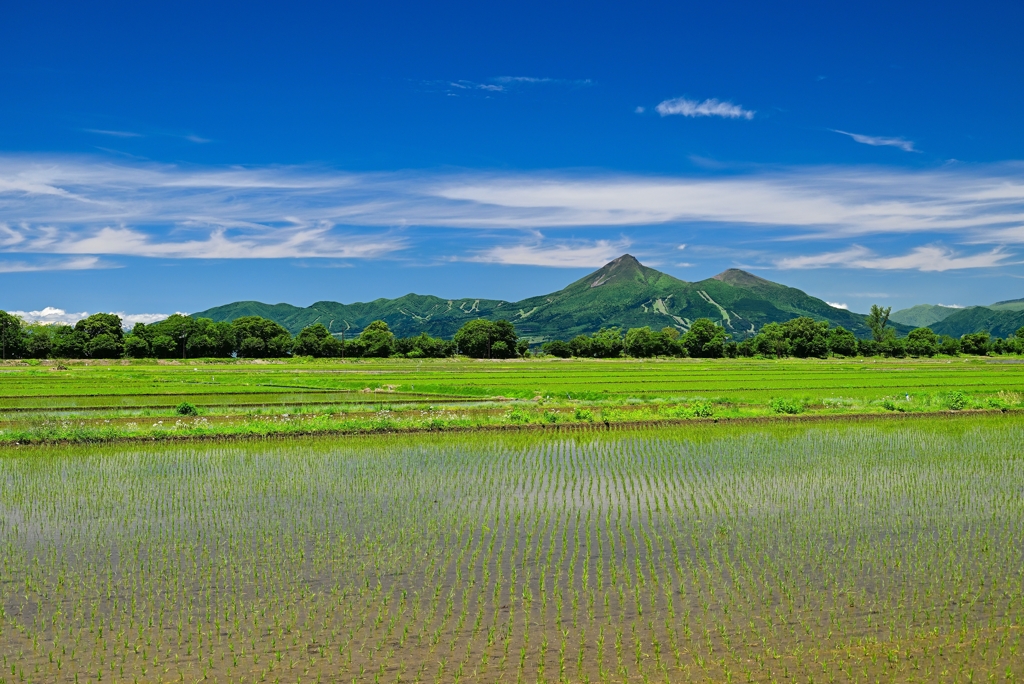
[931,307,1024,339]
[988,297,1024,311]
[193,254,882,341]
[890,304,962,328]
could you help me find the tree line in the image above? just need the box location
[1,307,1021,361]
[542,309,1024,359]
[0,311,528,360]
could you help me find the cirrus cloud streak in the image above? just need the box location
[775,245,1014,272]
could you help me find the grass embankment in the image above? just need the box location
[2,355,1023,444]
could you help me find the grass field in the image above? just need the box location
[2,356,1024,444]
[2,415,1023,683]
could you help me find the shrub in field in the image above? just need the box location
[880,398,907,412]
[573,407,594,422]
[769,397,801,414]
[945,390,968,410]
[689,401,715,418]
[175,401,199,416]
[505,407,531,424]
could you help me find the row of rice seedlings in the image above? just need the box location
[1,420,1023,682]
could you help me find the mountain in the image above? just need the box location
[890,304,962,328]
[931,307,1024,339]
[988,297,1024,312]
[192,254,885,342]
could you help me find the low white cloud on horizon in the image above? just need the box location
[776,245,1013,272]
[656,97,755,120]
[826,301,849,309]
[9,307,172,327]
[832,129,917,152]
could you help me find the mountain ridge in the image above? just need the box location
[192,255,896,341]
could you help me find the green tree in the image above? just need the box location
[656,327,683,357]
[867,305,893,343]
[51,325,86,358]
[589,328,624,358]
[123,335,151,358]
[357,320,396,358]
[879,335,907,358]
[231,316,292,358]
[396,332,449,358]
[22,323,54,359]
[827,326,858,357]
[752,322,788,358]
[623,326,658,358]
[73,313,124,359]
[156,313,197,359]
[0,310,25,360]
[76,313,124,340]
[937,335,960,356]
[567,335,592,358]
[86,333,122,359]
[960,331,991,356]
[682,318,727,358]
[293,323,333,357]
[781,317,829,358]
[453,319,518,358]
[542,340,572,358]
[906,327,938,357]
[490,340,509,357]
[151,335,178,358]
[857,338,880,357]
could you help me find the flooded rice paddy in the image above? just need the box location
[1,417,1023,683]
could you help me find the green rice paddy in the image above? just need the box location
[1,357,1023,444]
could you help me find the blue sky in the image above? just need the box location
[2,0,1024,323]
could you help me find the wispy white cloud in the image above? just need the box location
[494,76,554,84]
[0,256,113,273]
[9,307,171,327]
[3,155,1024,267]
[493,76,592,86]
[464,238,632,268]
[832,129,917,152]
[775,246,873,269]
[826,301,849,310]
[84,129,143,138]
[776,245,1014,272]
[428,76,590,97]
[656,97,754,120]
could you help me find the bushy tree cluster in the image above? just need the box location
[542,319,731,359]
[453,319,527,358]
[0,311,529,360]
